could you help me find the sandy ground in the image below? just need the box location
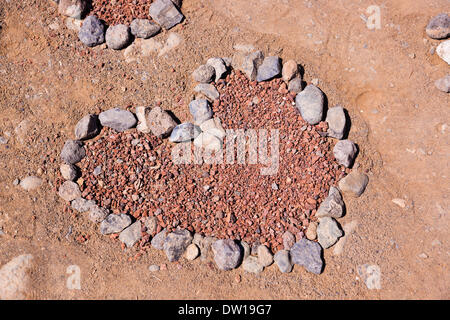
[0,0,448,299]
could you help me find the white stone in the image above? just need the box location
[436,40,450,65]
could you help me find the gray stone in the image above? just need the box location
[142,216,158,235]
[19,176,42,191]
[288,77,303,93]
[149,0,184,30]
[242,256,264,274]
[256,56,281,82]
[61,140,85,164]
[326,106,346,139]
[206,57,227,82]
[199,236,216,261]
[151,229,168,250]
[58,0,87,19]
[135,106,151,133]
[147,106,177,138]
[333,139,357,168]
[93,166,102,176]
[194,83,220,100]
[189,99,213,125]
[435,75,450,93]
[222,57,232,67]
[257,245,273,267]
[192,64,215,83]
[338,171,369,197]
[88,206,109,223]
[316,186,345,219]
[357,264,381,290]
[211,239,242,270]
[317,217,343,249]
[71,197,96,212]
[130,19,161,38]
[290,238,324,275]
[0,254,33,300]
[75,114,100,140]
[60,163,78,181]
[426,13,450,40]
[185,243,200,260]
[78,15,105,47]
[148,265,160,272]
[99,214,132,235]
[163,229,193,262]
[169,122,201,142]
[99,108,137,132]
[241,50,264,81]
[105,24,131,50]
[58,181,81,201]
[240,241,251,259]
[295,85,325,125]
[119,221,142,248]
[282,231,295,250]
[193,233,204,247]
[274,250,293,273]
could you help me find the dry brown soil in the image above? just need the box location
[0,0,448,299]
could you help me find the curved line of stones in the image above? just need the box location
[57,49,368,275]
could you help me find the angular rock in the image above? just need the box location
[130,19,161,39]
[151,229,168,250]
[338,171,369,197]
[149,0,184,30]
[316,186,345,219]
[282,60,299,82]
[60,163,78,181]
[241,50,264,81]
[163,229,193,262]
[194,132,222,152]
[435,75,450,93]
[295,84,325,125]
[71,197,96,213]
[199,236,216,261]
[135,106,151,133]
[437,40,450,65]
[326,106,346,139]
[290,238,324,275]
[19,176,43,191]
[211,239,242,270]
[288,77,303,93]
[192,64,215,83]
[242,256,264,274]
[199,117,225,140]
[58,0,87,19]
[317,217,343,249]
[99,214,132,235]
[142,216,158,235]
[256,56,281,82]
[189,99,213,125]
[105,24,131,50]
[147,106,177,138]
[169,122,201,142]
[88,206,109,223]
[305,221,318,240]
[75,114,100,140]
[282,231,295,250]
[58,181,81,201]
[0,254,33,300]
[99,108,137,132]
[426,13,450,40]
[206,57,227,82]
[240,241,251,259]
[61,140,85,164]
[257,245,273,267]
[119,221,142,248]
[333,139,357,168]
[78,15,105,47]
[193,233,204,247]
[185,243,200,260]
[194,83,220,100]
[274,250,293,273]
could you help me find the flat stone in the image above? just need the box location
[317,217,343,249]
[333,139,357,168]
[58,0,87,19]
[295,84,325,125]
[199,117,226,140]
[257,245,273,267]
[211,239,242,270]
[130,19,161,38]
[194,132,222,152]
[333,220,358,256]
[78,15,105,47]
[0,254,33,300]
[60,163,78,181]
[282,231,295,250]
[290,238,324,275]
[149,0,184,30]
[163,229,193,262]
[338,170,369,197]
[148,265,160,272]
[142,216,158,234]
[357,264,381,290]
[206,57,227,82]
[99,108,137,132]
[192,64,215,83]
[426,13,450,40]
[88,205,109,223]
[151,229,168,250]
[58,181,81,201]
[282,60,299,82]
[326,106,346,139]
[189,99,213,125]
[105,24,131,50]
[316,186,345,219]
[241,50,264,81]
[61,140,85,164]
[147,106,177,138]
[242,256,264,274]
[435,75,450,93]
[75,114,100,140]
[256,56,281,82]
[436,40,450,65]
[288,77,303,93]
[169,122,201,142]
[305,221,318,240]
[119,221,142,248]
[274,250,293,273]
[71,197,96,212]
[100,214,132,235]
[194,83,220,100]
[19,176,43,191]
[185,243,200,260]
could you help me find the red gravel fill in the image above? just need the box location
[89,0,154,26]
